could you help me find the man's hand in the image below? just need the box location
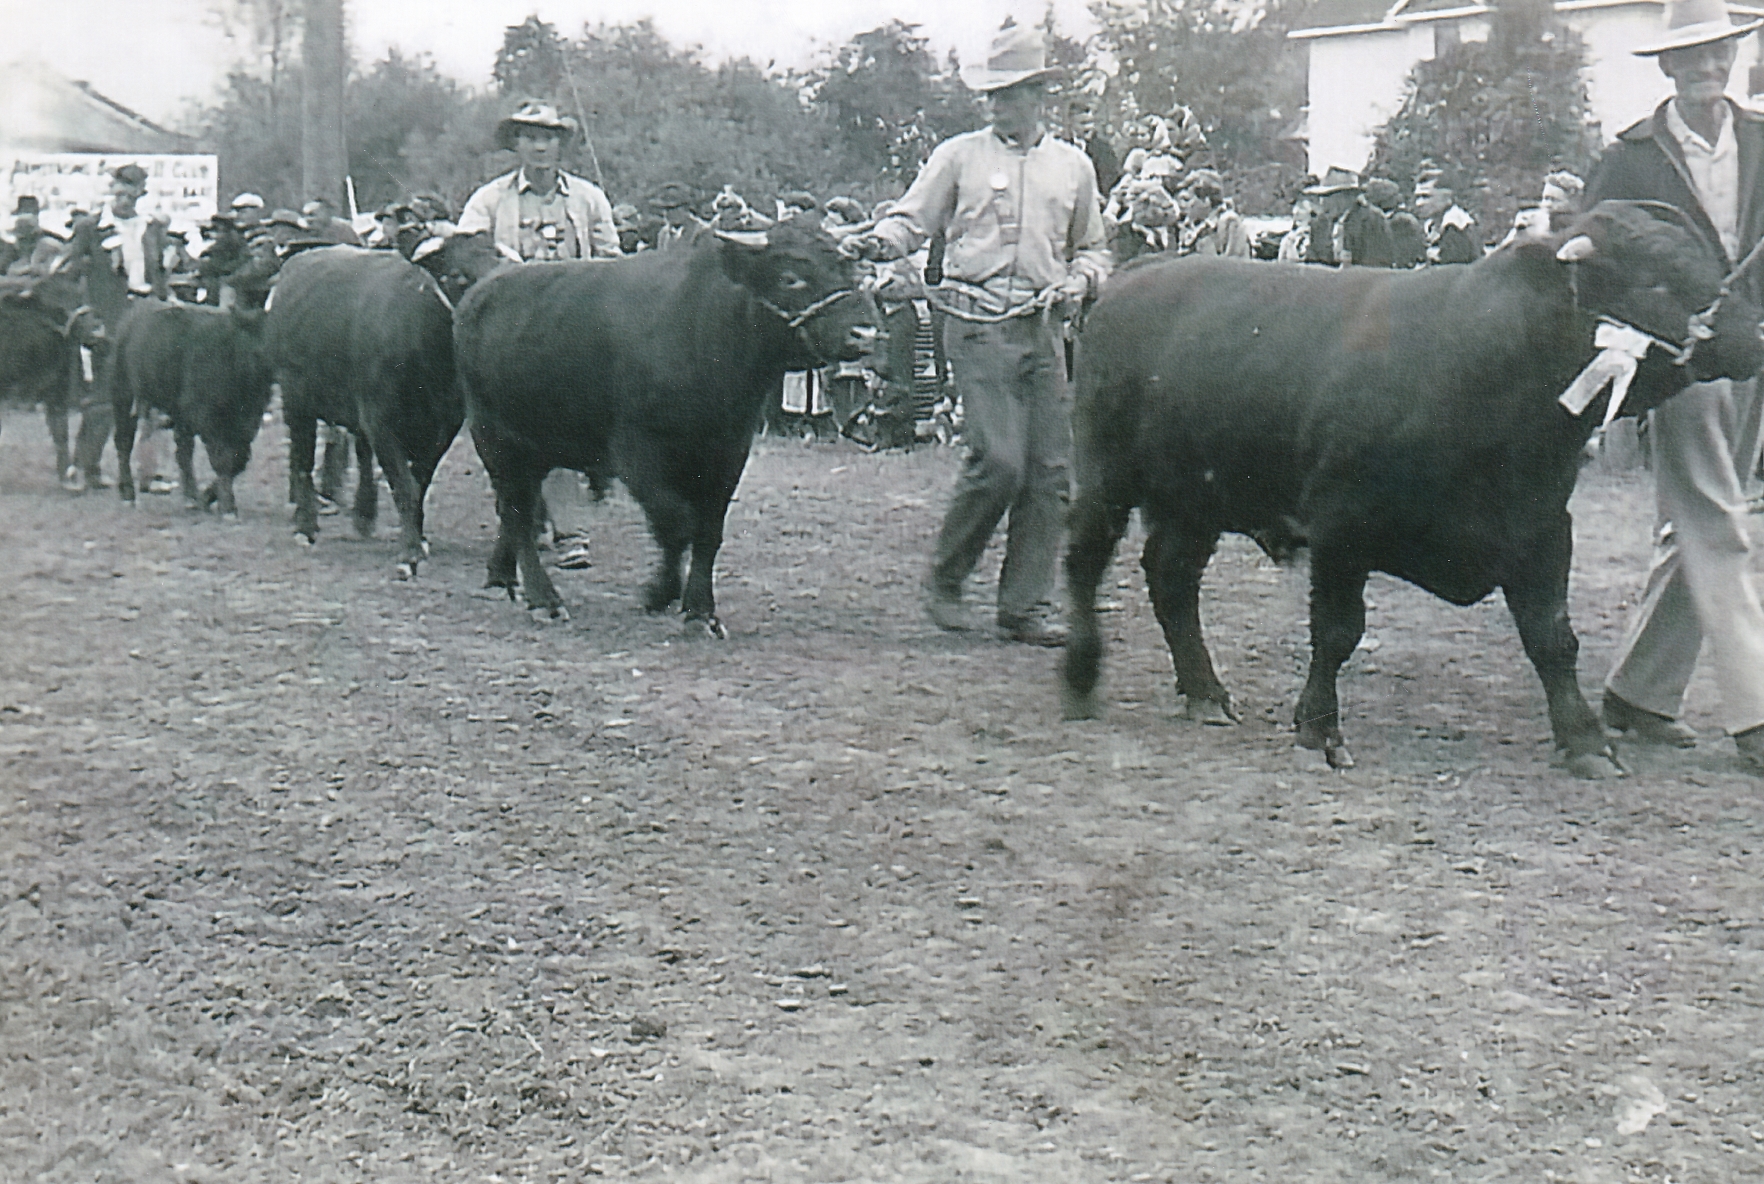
[842,232,903,263]
[1037,274,1091,311]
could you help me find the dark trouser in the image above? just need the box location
[930,300,1070,622]
[73,345,113,480]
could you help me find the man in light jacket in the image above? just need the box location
[458,100,621,568]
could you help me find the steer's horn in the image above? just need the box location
[1556,235,1597,263]
[714,228,769,249]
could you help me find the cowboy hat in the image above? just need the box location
[11,195,42,217]
[1633,0,1763,54]
[1303,166,1363,195]
[265,208,304,229]
[650,181,693,211]
[961,24,1064,93]
[495,100,580,151]
[229,192,265,210]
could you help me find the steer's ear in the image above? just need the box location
[1556,235,1597,263]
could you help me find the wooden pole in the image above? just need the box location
[301,0,346,209]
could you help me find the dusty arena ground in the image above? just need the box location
[1,405,1761,1184]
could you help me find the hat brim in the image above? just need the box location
[1633,16,1764,54]
[1303,182,1362,195]
[495,117,578,150]
[962,65,1064,93]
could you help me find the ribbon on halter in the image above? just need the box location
[1557,319,1667,431]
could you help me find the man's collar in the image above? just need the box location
[1666,96,1737,154]
[990,124,1046,150]
[516,167,568,195]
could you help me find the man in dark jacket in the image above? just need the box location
[1587,0,1764,771]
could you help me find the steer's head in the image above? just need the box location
[715,218,881,369]
[1553,200,1764,385]
[0,272,102,345]
[414,231,507,305]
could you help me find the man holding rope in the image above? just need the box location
[1590,0,1764,771]
[850,24,1110,646]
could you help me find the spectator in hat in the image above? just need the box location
[458,99,621,571]
[1,194,64,274]
[1367,177,1426,267]
[457,99,619,265]
[611,202,643,253]
[651,182,707,253]
[301,195,361,245]
[1301,167,1361,264]
[228,192,265,232]
[847,22,1111,646]
[1587,0,1764,770]
[193,212,250,305]
[1305,167,1390,266]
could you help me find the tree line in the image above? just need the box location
[188,0,1592,228]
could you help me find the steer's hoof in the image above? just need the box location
[1184,696,1239,727]
[1060,685,1102,721]
[222,512,239,524]
[1323,740,1356,770]
[1560,746,1626,780]
[530,603,569,623]
[393,561,418,582]
[683,614,727,640]
[421,538,432,558]
[292,531,314,547]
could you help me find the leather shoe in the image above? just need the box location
[1603,692,1697,747]
[1737,725,1764,772]
[998,612,1067,647]
[926,589,974,632]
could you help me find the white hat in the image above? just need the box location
[1633,0,1763,55]
[229,192,265,210]
[961,25,1064,93]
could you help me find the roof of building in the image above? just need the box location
[1286,0,1720,38]
[0,58,193,154]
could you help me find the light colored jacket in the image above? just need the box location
[872,126,1110,298]
[457,169,621,260]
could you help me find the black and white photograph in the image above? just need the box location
[3,0,1764,1178]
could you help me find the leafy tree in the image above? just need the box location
[346,50,497,214]
[194,67,306,205]
[493,15,569,98]
[1089,0,1309,212]
[1367,0,1599,232]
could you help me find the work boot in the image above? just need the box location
[553,533,593,570]
[1737,725,1764,773]
[1603,692,1697,748]
[925,584,974,632]
[998,606,1067,648]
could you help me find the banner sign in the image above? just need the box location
[4,153,219,234]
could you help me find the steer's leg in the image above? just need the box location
[472,423,520,595]
[1503,517,1619,777]
[1143,520,1237,725]
[1294,553,1367,769]
[623,442,690,614]
[288,410,321,543]
[351,425,379,539]
[46,369,72,482]
[113,392,139,504]
[361,414,427,580]
[508,469,565,615]
[1060,489,1134,720]
[174,425,201,511]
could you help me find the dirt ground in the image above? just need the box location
[2,405,1762,1184]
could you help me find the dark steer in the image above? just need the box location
[1062,201,1764,778]
[110,302,273,516]
[0,273,100,479]
[455,219,879,632]
[267,245,466,578]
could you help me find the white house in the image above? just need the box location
[1289,0,1764,177]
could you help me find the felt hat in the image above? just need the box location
[495,100,579,151]
[961,24,1064,93]
[229,192,265,211]
[1303,166,1363,195]
[651,181,693,211]
[265,208,304,229]
[1633,0,1763,55]
[11,194,42,216]
[111,163,149,188]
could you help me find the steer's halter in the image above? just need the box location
[755,287,856,332]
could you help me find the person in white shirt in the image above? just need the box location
[1589,0,1764,771]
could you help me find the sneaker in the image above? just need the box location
[554,535,593,570]
[316,495,342,517]
[61,467,85,493]
[146,476,176,495]
[1602,692,1696,747]
[925,587,974,632]
[998,609,1067,647]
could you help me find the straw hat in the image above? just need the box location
[495,100,580,151]
[1303,166,1363,196]
[961,25,1064,93]
[1633,0,1763,55]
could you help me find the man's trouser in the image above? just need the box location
[929,294,1070,623]
[1605,377,1764,735]
[542,470,594,542]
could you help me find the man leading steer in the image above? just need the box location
[1589,0,1764,772]
[850,24,1111,646]
[458,99,621,572]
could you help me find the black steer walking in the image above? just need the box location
[455,219,879,632]
[110,302,273,516]
[1062,201,1764,777]
[267,245,466,578]
[0,273,98,480]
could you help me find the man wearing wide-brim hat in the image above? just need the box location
[457,100,620,266]
[1301,166,1365,264]
[847,23,1111,646]
[650,182,706,253]
[1586,0,1764,770]
[0,194,63,275]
